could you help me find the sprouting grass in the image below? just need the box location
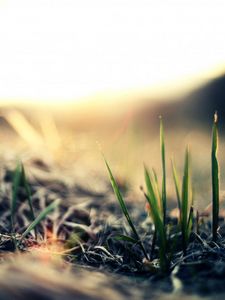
[144,167,168,271]
[160,117,167,225]
[10,162,60,247]
[3,113,224,276]
[20,198,60,241]
[172,149,194,255]
[11,162,22,231]
[171,159,181,216]
[180,148,193,254]
[21,164,36,224]
[105,113,221,272]
[212,112,219,241]
[182,148,193,253]
[11,162,36,235]
[104,158,149,260]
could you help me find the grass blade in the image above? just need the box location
[11,162,36,234]
[144,167,168,270]
[11,162,22,231]
[113,234,138,244]
[21,199,60,240]
[212,112,219,241]
[181,147,190,254]
[160,117,167,224]
[171,159,181,217]
[187,206,194,236]
[21,164,35,222]
[105,158,148,259]
[145,167,161,215]
[152,168,162,212]
[144,168,166,246]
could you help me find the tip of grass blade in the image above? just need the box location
[214,111,218,124]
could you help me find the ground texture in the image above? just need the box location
[0,157,225,300]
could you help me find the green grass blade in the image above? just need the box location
[145,193,168,271]
[181,147,190,253]
[145,167,160,214]
[144,169,166,245]
[160,117,167,224]
[152,168,158,184]
[152,168,162,210]
[182,148,189,225]
[105,159,148,259]
[11,162,22,231]
[212,112,219,241]
[113,234,138,244]
[21,164,35,222]
[171,159,181,216]
[187,206,194,236]
[144,168,168,270]
[21,199,60,240]
[105,160,139,237]
[11,162,37,235]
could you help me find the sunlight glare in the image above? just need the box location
[0,0,224,104]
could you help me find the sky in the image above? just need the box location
[0,0,225,104]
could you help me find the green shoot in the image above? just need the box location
[113,234,139,244]
[144,167,168,271]
[212,112,219,241]
[187,206,194,234]
[11,162,22,231]
[181,147,192,254]
[21,164,36,223]
[11,162,36,235]
[160,117,167,224]
[104,158,148,259]
[103,113,221,272]
[20,199,60,241]
[171,159,181,216]
[152,168,162,211]
[172,149,193,255]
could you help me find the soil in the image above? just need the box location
[0,156,225,300]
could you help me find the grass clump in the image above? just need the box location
[9,162,60,247]
[105,113,222,274]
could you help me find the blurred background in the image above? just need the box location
[0,0,225,208]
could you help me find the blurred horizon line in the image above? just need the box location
[0,63,225,110]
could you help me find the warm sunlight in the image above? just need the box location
[1,2,225,299]
[0,0,225,104]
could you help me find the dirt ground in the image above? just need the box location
[0,107,225,299]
